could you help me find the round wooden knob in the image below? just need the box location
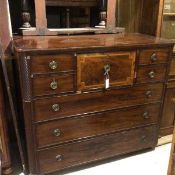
[49,60,58,70]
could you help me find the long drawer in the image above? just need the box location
[36,104,160,148]
[38,125,157,174]
[33,83,164,122]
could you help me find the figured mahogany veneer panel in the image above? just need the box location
[139,49,169,65]
[77,52,136,91]
[30,54,75,74]
[136,64,167,84]
[36,104,160,148]
[32,74,75,97]
[33,83,163,122]
[38,125,157,174]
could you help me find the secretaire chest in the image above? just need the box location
[13,33,174,175]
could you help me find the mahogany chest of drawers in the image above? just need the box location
[13,33,174,175]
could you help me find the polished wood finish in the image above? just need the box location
[160,81,175,136]
[0,0,11,52]
[38,125,157,174]
[160,54,175,136]
[30,54,75,74]
[117,0,165,36]
[13,33,174,52]
[0,68,12,174]
[22,0,124,35]
[154,0,175,137]
[34,83,163,122]
[77,52,136,91]
[169,58,175,80]
[106,0,117,29]
[35,0,47,32]
[32,74,75,97]
[156,0,165,37]
[139,0,161,36]
[139,48,169,65]
[36,104,160,148]
[13,33,174,175]
[136,64,166,84]
[0,1,13,174]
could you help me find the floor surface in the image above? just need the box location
[66,144,171,175]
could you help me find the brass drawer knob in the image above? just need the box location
[53,129,61,137]
[150,53,157,62]
[49,60,58,70]
[148,71,155,79]
[56,155,62,161]
[52,104,60,112]
[141,136,147,142]
[143,112,150,119]
[50,80,58,90]
[145,91,152,98]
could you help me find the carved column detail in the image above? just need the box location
[22,0,31,28]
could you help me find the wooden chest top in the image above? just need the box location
[13,33,174,53]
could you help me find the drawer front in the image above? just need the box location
[139,49,169,65]
[77,52,136,91]
[136,65,166,83]
[32,74,75,97]
[36,104,160,148]
[30,55,75,74]
[38,125,157,174]
[33,83,163,122]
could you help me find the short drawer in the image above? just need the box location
[36,104,160,148]
[139,49,169,65]
[136,65,166,84]
[30,54,75,74]
[33,83,163,122]
[38,125,157,174]
[77,52,136,91]
[32,74,75,97]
